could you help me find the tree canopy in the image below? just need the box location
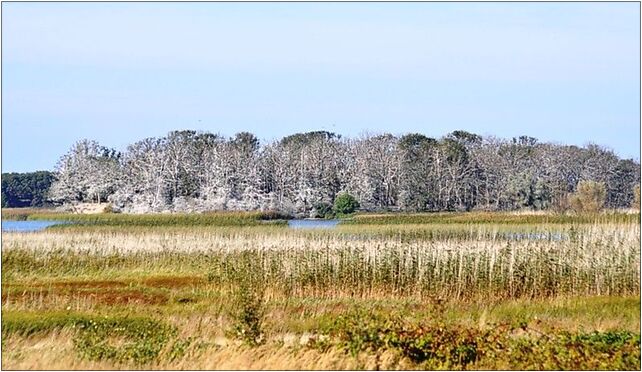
[1,171,55,207]
[17,130,640,215]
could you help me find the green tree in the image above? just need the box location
[333,193,360,216]
[397,133,438,211]
[1,171,55,207]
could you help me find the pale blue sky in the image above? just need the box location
[2,2,640,172]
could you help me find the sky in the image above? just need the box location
[2,2,640,172]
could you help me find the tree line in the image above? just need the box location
[45,130,639,216]
[1,171,55,208]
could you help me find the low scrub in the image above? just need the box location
[319,310,641,370]
[73,316,176,364]
[569,181,607,213]
[2,311,178,365]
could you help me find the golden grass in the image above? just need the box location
[2,216,639,369]
[3,294,639,370]
[4,222,639,301]
[1,330,407,370]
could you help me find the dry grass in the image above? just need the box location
[1,330,406,370]
[3,297,639,370]
[4,222,639,300]
[2,214,639,369]
[1,208,58,221]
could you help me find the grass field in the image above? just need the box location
[1,211,640,369]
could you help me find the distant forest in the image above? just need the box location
[3,130,640,215]
[1,171,54,208]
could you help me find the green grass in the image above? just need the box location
[2,310,179,365]
[4,208,638,227]
[2,209,292,226]
[344,211,640,225]
[2,310,94,337]
[25,211,290,227]
[1,208,58,221]
[3,274,640,368]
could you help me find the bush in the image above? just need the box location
[231,282,264,346]
[2,311,177,365]
[568,181,606,213]
[74,317,176,365]
[333,193,360,216]
[319,310,641,370]
[226,251,266,346]
[312,202,334,219]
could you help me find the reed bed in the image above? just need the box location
[346,211,640,225]
[2,216,640,370]
[21,210,290,227]
[4,221,639,301]
[1,208,58,221]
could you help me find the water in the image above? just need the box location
[287,219,340,229]
[1,220,68,232]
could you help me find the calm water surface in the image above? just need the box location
[1,220,68,232]
[1,219,566,240]
[287,219,340,229]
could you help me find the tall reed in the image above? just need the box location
[4,222,639,301]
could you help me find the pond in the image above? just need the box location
[287,219,340,229]
[1,220,69,232]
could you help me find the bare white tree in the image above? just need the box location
[49,130,640,213]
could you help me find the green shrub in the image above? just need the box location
[325,310,492,367]
[73,316,176,364]
[226,252,266,346]
[333,193,360,216]
[319,310,641,370]
[2,311,177,365]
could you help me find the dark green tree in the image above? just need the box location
[1,171,55,207]
[333,193,360,216]
[398,133,438,211]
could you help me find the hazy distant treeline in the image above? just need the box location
[46,130,640,215]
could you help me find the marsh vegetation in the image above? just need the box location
[1,211,640,369]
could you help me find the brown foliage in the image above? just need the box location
[568,180,606,213]
[142,275,205,288]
